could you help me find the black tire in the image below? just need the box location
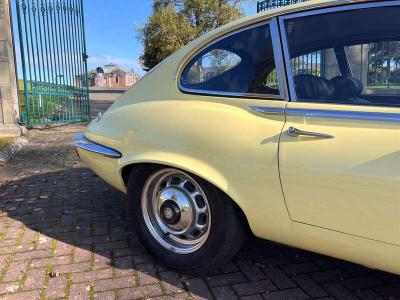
[127,165,248,274]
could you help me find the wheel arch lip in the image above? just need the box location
[119,153,229,193]
[119,151,249,203]
[119,155,254,232]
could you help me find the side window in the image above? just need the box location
[184,50,241,84]
[284,6,400,107]
[180,23,280,96]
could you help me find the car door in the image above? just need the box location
[278,2,400,245]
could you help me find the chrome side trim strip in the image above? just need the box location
[248,106,285,115]
[286,108,400,123]
[72,133,122,158]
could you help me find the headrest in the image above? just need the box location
[294,74,335,100]
[330,76,363,99]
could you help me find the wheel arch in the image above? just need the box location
[120,160,251,234]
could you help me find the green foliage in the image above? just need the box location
[18,79,31,91]
[368,41,400,87]
[138,0,249,71]
[184,49,241,84]
[266,68,278,89]
[138,5,196,71]
[0,138,13,150]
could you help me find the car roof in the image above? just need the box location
[241,0,376,23]
[254,0,374,19]
[184,0,378,53]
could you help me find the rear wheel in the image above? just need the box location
[127,166,247,274]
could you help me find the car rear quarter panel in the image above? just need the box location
[85,97,293,243]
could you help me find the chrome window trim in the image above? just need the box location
[72,133,122,158]
[270,18,289,100]
[178,18,289,101]
[278,0,400,103]
[286,108,400,123]
[178,89,283,100]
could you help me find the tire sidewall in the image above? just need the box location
[127,166,230,271]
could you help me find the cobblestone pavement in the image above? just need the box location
[0,96,400,299]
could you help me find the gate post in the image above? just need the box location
[0,0,21,136]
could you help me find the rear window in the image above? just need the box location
[180,23,280,97]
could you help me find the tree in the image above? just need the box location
[368,41,400,86]
[137,0,249,71]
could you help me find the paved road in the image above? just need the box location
[89,89,127,118]
[0,93,399,299]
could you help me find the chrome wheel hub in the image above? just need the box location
[159,198,181,225]
[141,169,211,254]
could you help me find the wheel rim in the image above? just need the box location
[141,169,211,254]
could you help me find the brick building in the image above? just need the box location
[89,63,139,88]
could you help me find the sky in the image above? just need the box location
[83,0,257,76]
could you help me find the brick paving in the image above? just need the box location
[0,94,399,299]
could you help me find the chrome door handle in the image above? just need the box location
[287,127,334,139]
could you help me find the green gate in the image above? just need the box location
[257,0,308,12]
[15,0,90,127]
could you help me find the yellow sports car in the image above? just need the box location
[73,0,400,275]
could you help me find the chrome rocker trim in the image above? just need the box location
[72,133,122,158]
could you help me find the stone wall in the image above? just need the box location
[0,0,20,136]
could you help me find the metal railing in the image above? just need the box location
[19,80,88,124]
[15,0,90,127]
[257,0,308,12]
[368,41,400,88]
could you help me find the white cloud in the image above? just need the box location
[88,54,144,75]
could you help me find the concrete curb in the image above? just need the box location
[0,136,29,166]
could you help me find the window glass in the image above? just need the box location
[180,24,280,96]
[184,50,241,84]
[285,6,400,107]
[266,69,279,90]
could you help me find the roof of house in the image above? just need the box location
[90,63,135,75]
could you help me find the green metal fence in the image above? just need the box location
[257,0,307,12]
[15,0,90,127]
[368,41,400,88]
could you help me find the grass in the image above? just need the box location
[367,85,400,89]
[0,138,13,150]
[18,80,87,123]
